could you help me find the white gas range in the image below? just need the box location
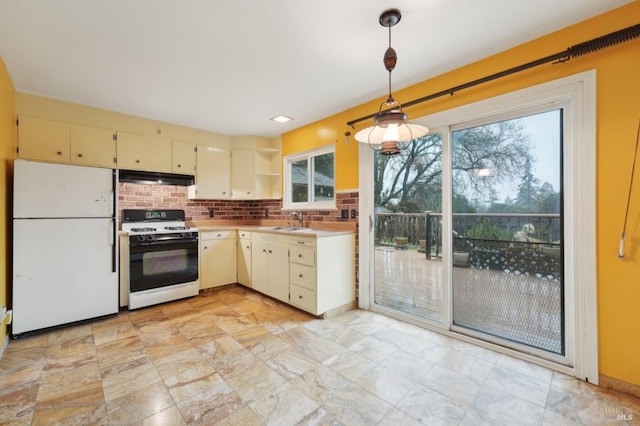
[122,209,198,235]
[121,209,200,309]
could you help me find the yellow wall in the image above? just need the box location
[0,57,15,347]
[282,2,640,387]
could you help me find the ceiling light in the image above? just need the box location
[354,9,429,155]
[271,115,292,123]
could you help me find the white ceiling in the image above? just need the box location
[0,1,633,138]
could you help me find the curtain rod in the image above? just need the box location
[347,23,640,128]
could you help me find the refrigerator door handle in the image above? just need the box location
[111,170,117,273]
[111,218,117,273]
[111,169,117,215]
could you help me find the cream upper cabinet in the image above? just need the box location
[200,230,237,289]
[172,140,196,175]
[190,145,230,200]
[70,124,116,168]
[117,132,172,173]
[18,115,71,163]
[231,149,255,199]
[18,115,116,168]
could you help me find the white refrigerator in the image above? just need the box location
[12,160,118,336]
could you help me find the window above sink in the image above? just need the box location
[283,145,335,210]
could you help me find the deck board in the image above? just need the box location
[374,247,563,353]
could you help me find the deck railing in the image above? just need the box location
[375,212,561,261]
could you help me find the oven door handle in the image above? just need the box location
[129,240,198,252]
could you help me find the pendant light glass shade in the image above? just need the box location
[354,112,429,147]
[354,9,429,156]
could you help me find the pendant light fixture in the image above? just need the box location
[354,9,429,155]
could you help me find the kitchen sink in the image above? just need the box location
[257,226,313,232]
[289,227,313,232]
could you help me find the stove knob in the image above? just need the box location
[147,234,156,241]
[137,235,146,242]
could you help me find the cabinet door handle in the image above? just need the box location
[246,245,250,249]
[217,234,221,237]
[298,254,303,258]
[204,246,208,249]
[56,151,62,155]
[268,250,272,254]
[262,249,267,253]
[298,295,303,299]
[77,153,83,158]
[177,164,181,167]
[136,159,140,163]
[298,274,303,278]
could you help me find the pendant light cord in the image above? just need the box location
[388,24,392,100]
[619,118,640,258]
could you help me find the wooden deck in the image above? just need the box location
[374,246,443,322]
[374,246,563,353]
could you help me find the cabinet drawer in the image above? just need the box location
[290,246,315,267]
[238,230,251,239]
[290,237,315,247]
[201,230,235,240]
[290,284,316,313]
[290,263,316,290]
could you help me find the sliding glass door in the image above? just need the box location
[371,133,444,323]
[364,103,580,367]
[450,109,565,358]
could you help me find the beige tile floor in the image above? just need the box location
[1,285,638,425]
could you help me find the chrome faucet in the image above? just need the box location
[292,211,303,228]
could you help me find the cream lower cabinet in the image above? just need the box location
[200,230,237,289]
[237,230,252,287]
[289,233,355,316]
[251,234,289,303]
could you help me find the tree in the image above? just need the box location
[374,134,442,211]
[374,119,533,213]
[451,120,532,211]
[515,157,540,210]
[536,182,560,213]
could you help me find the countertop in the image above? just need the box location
[119,221,355,238]
[195,224,354,237]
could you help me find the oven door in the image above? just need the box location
[128,234,198,293]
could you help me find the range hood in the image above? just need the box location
[118,170,194,186]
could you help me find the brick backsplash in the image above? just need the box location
[118,182,359,225]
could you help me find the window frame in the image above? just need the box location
[283,144,336,210]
